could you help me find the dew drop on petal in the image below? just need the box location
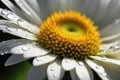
[30,52,34,55]
[17,29,21,32]
[16,0,20,3]
[22,46,29,51]
[1,53,5,55]
[1,9,8,15]
[17,19,24,26]
[65,59,70,63]
[78,61,83,66]
[25,34,28,37]
[27,12,31,15]
[3,28,7,33]
[6,27,14,32]
[101,56,107,60]
[109,46,119,52]
[115,19,120,23]
[6,13,15,20]
[101,72,107,77]
[36,57,42,61]
[50,66,55,71]
[16,0,23,5]
[53,74,57,77]
[95,66,99,69]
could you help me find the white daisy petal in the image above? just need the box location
[37,0,54,20]
[100,22,120,42]
[10,44,49,58]
[27,65,47,80]
[60,0,90,13]
[5,54,28,66]
[75,61,91,80]
[47,60,65,80]
[33,54,57,66]
[23,47,49,58]
[14,0,42,25]
[1,0,24,17]
[1,0,18,11]
[93,0,111,27]
[94,59,120,80]
[60,0,100,19]
[86,59,111,80]
[100,19,120,39]
[62,58,76,71]
[70,69,79,80]
[85,0,100,18]
[1,0,42,26]
[100,42,117,50]
[0,39,30,55]
[0,24,37,40]
[101,33,120,42]
[1,0,21,13]
[90,56,120,65]
[106,51,120,60]
[98,0,120,28]
[0,8,39,34]
[25,0,41,17]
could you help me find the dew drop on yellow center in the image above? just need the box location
[38,11,101,60]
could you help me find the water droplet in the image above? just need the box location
[66,59,70,63]
[2,41,6,44]
[16,0,23,5]
[17,29,21,32]
[101,72,107,77]
[26,12,31,15]
[16,0,20,3]
[4,51,8,54]
[109,46,119,52]
[22,47,29,51]
[1,53,4,55]
[1,9,8,15]
[50,66,55,71]
[6,13,15,20]
[27,27,31,30]
[78,61,83,66]
[25,34,28,37]
[36,57,41,61]
[115,19,120,23]
[17,19,24,26]
[6,27,14,32]
[2,27,7,33]
[53,74,57,77]
[101,56,107,60]
[6,0,11,3]
[95,66,99,69]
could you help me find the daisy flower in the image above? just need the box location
[0,0,120,80]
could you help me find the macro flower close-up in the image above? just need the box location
[1,0,120,80]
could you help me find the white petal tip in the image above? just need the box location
[62,58,76,71]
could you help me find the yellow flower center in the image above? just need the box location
[38,11,101,60]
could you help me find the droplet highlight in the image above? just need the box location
[78,61,83,66]
[17,19,24,26]
[109,46,119,52]
[1,9,8,15]
[6,13,15,20]
[50,66,55,71]
[36,57,42,61]
[22,46,29,51]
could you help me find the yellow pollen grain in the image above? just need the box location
[38,11,101,60]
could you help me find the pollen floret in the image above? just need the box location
[38,11,101,60]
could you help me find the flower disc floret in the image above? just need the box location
[38,11,101,60]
